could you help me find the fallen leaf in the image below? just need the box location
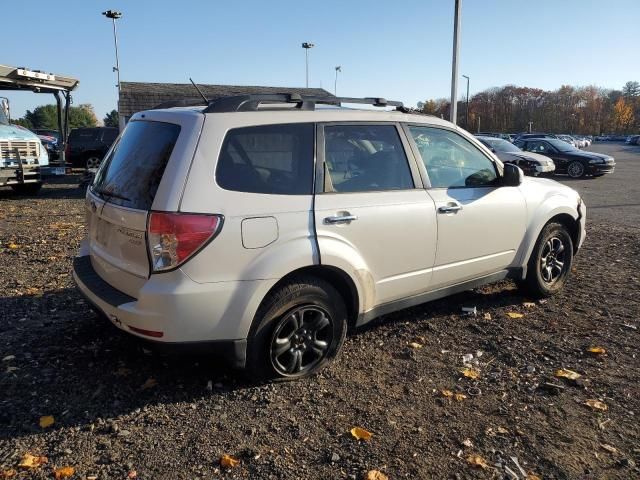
[466,454,489,469]
[54,466,75,479]
[7,243,19,249]
[506,312,524,319]
[585,399,608,411]
[2,355,15,362]
[526,474,542,480]
[461,367,480,380]
[140,378,157,390]
[0,469,16,478]
[600,443,618,453]
[350,426,373,441]
[523,302,536,308]
[441,390,454,398]
[17,453,47,469]
[587,346,606,354]
[114,367,132,377]
[39,415,54,428]
[483,313,492,320]
[454,393,468,401]
[220,454,240,468]
[462,438,473,447]
[408,342,423,349]
[496,426,509,435]
[555,369,581,380]
[128,471,137,478]
[365,470,389,480]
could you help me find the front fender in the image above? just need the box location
[515,197,579,276]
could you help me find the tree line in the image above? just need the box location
[11,105,119,130]
[418,81,640,135]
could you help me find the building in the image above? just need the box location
[118,82,333,129]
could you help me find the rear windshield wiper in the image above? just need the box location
[93,187,131,202]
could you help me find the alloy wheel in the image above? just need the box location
[269,305,333,377]
[86,157,101,169]
[567,161,585,178]
[539,236,566,283]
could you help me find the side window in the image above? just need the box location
[216,123,314,195]
[323,124,414,193]
[408,126,498,188]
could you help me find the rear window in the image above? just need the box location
[216,123,314,195]
[91,120,180,209]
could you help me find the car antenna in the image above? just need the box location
[189,77,209,103]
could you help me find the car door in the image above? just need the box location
[405,125,526,289]
[314,123,437,307]
[525,140,565,171]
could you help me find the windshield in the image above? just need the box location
[482,137,522,153]
[546,138,577,152]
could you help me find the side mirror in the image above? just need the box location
[502,163,523,186]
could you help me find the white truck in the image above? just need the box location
[0,65,79,194]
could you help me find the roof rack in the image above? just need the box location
[152,94,405,113]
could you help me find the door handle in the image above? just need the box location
[324,214,358,225]
[438,204,463,214]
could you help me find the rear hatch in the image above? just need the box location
[86,116,192,297]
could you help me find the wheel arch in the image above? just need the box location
[254,265,361,330]
[516,205,580,279]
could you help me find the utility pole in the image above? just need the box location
[477,115,481,134]
[334,66,341,96]
[462,74,470,129]
[102,10,123,127]
[528,121,533,133]
[302,42,314,88]
[450,0,462,124]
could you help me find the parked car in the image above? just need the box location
[66,127,118,169]
[514,137,615,178]
[557,135,578,148]
[37,134,59,161]
[73,94,586,380]
[34,128,61,142]
[632,136,640,146]
[515,133,558,141]
[625,135,640,145]
[475,135,555,176]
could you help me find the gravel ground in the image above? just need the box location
[0,164,639,479]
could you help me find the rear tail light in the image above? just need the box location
[147,212,223,272]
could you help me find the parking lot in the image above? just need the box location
[0,143,639,479]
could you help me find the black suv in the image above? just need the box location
[66,127,119,169]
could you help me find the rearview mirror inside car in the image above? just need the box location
[502,163,523,186]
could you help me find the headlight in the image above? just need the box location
[588,158,604,164]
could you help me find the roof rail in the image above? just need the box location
[203,94,404,113]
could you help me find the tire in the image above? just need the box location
[521,222,573,298]
[567,161,586,178]
[10,182,42,196]
[246,276,348,381]
[86,156,102,170]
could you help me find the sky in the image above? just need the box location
[3,0,640,121]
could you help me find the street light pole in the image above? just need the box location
[102,10,122,125]
[450,0,462,124]
[302,42,314,88]
[462,74,470,130]
[334,66,341,96]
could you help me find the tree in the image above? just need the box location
[19,104,98,130]
[612,97,634,133]
[622,81,640,98]
[103,109,119,127]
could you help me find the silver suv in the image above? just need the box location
[73,94,586,380]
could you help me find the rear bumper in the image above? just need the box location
[71,255,267,368]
